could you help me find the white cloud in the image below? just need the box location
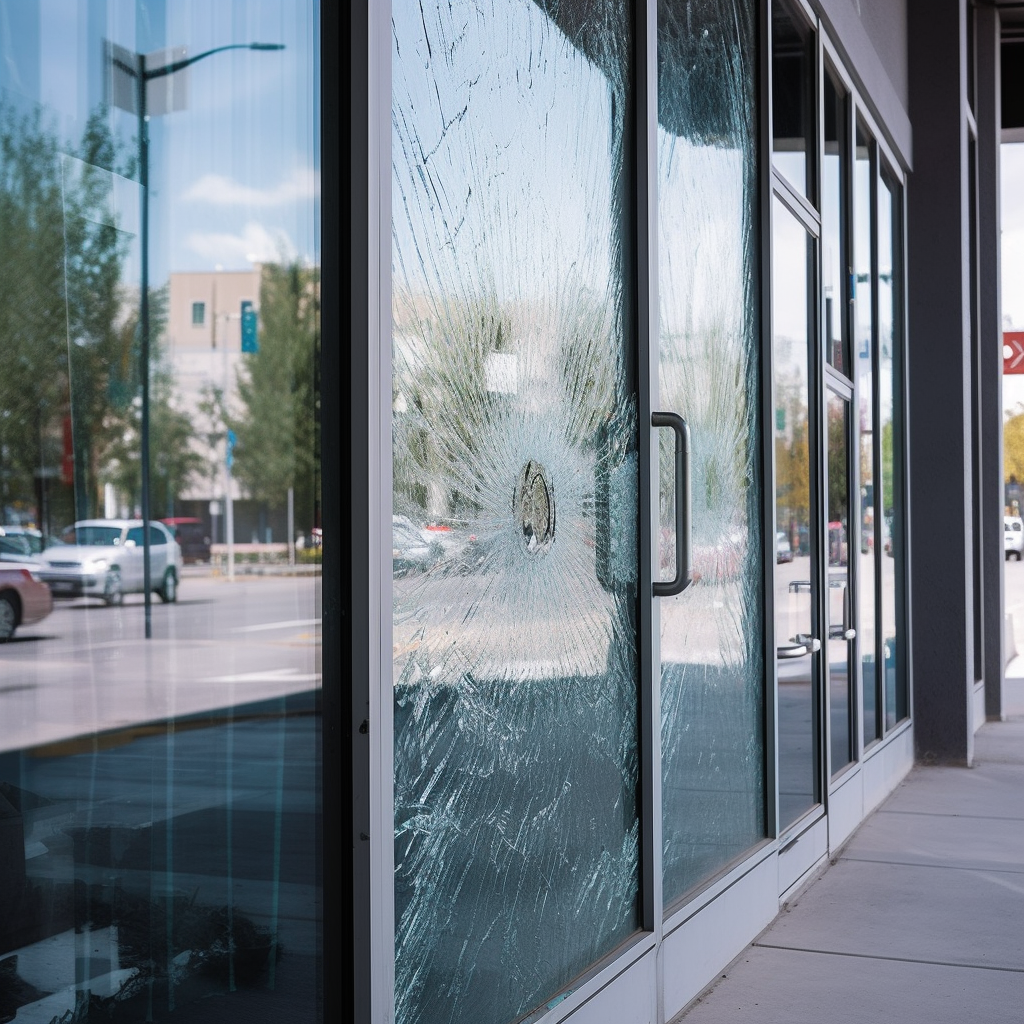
[182,167,319,208]
[186,222,296,266]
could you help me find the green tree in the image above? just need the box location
[0,101,135,525]
[100,288,204,517]
[231,262,321,536]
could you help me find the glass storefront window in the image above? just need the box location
[772,0,815,200]
[854,119,878,749]
[822,69,848,374]
[0,3,321,1021]
[878,172,907,728]
[657,0,764,903]
[772,195,818,829]
[391,2,640,1021]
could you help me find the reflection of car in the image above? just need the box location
[776,531,793,563]
[0,562,53,640]
[1,526,46,557]
[1005,516,1023,560]
[160,517,211,564]
[37,519,183,605]
[0,528,41,564]
[393,516,438,577]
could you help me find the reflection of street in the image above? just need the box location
[0,572,321,753]
[1005,555,1024,657]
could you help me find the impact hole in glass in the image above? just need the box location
[515,460,555,555]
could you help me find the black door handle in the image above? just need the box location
[653,411,692,597]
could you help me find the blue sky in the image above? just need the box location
[1,0,319,285]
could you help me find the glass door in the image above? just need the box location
[772,194,821,831]
[826,386,855,775]
[391,3,641,1022]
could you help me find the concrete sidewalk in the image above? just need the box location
[675,674,1024,1024]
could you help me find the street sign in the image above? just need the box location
[226,429,236,470]
[1005,331,1024,374]
[241,300,258,352]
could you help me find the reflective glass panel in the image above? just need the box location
[773,196,818,830]
[827,391,853,773]
[657,0,764,903]
[0,3,322,1022]
[878,175,907,728]
[854,121,878,748]
[823,69,847,374]
[392,3,639,1021]
[772,0,814,199]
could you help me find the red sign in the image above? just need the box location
[61,416,74,487]
[1005,332,1024,374]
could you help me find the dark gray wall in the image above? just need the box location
[979,5,1006,719]
[818,0,912,167]
[906,0,975,764]
[859,0,909,108]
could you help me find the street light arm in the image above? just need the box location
[145,42,285,81]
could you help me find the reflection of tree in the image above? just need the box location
[827,403,847,520]
[0,102,199,526]
[231,262,321,535]
[880,417,894,516]
[774,380,809,540]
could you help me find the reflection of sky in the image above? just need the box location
[392,0,614,303]
[659,132,745,338]
[1,0,318,285]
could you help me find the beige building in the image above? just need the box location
[165,269,260,503]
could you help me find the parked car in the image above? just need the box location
[776,531,793,564]
[0,525,46,557]
[0,528,40,564]
[392,516,439,577]
[0,562,53,640]
[37,519,183,605]
[160,517,211,564]
[1005,515,1024,560]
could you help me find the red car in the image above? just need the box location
[0,563,53,641]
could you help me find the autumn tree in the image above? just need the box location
[1005,407,1024,485]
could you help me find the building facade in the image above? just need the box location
[348,0,1016,1022]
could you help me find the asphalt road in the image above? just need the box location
[0,570,322,754]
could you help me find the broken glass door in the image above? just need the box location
[391,2,640,1022]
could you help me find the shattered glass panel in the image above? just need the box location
[392,2,639,1022]
[658,0,765,903]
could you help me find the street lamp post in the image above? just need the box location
[110,42,283,638]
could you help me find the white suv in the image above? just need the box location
[1005,516,1023,561]
[38,519,183,604]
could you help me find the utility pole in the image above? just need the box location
[107,40,284,638]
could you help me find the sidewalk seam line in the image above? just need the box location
[752,944,1024,974]
[878,809,1024,821]
[841,856,1024,874]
